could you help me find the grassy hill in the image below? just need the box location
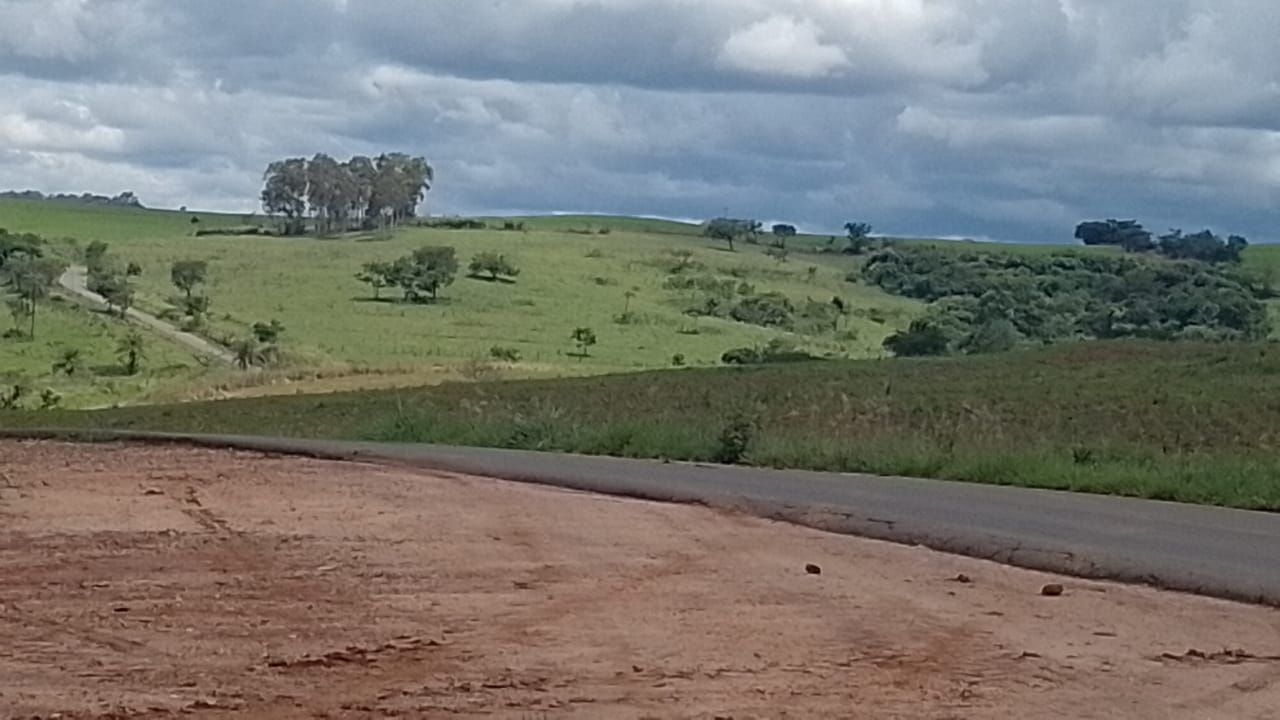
[7,340,1280,510]
[0,199,922,407]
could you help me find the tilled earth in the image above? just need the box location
[1,440,1278,719]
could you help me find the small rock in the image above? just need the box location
[1041,583,1065,597]
[952,573,973,584]
[805,563,822,576]
[142,487,165,496]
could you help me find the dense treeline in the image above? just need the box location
[1074,219,1248,263]
[863,245,1269,355]
[261,153,433,235]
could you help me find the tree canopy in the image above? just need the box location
[262,152,434,235]
[863,245,1268,354]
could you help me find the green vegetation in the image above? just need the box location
[865,244,1269,356]
[8,341,1280,510]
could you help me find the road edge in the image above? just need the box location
[3,428,1277,608]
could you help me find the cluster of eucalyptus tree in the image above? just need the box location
[260,153,433,235]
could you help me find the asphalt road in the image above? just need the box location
[5,429,1280,606]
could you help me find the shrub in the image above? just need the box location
[490,346,522,362]
[714,413,756,464]
[731,292,795,329]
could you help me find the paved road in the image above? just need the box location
[7,429,1279,606]
[57,266,237,365]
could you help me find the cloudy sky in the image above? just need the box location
[0,0,1277,241]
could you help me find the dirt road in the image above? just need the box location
[57,266,237,366]
[2,441,1278,719]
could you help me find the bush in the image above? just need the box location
[490,346,522,362]
[884,320,952,357]
[731,292,795,329]
[721,340,819,365]
[714,413,756,464]
[468,252,520,282]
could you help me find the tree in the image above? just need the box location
[962,318,1021,354]
[771,224,797,247]
[356,260,394,299]
[4,255,65,339]
[731,292,795,329]
[392,246,458,302]
[232,337,261,370]
[570,327,597,358]
[252,319,285,344]
[1158,229,1248,263]
[704,218,757,252]
[51,348,84,377]
[1074,219,1153,252]
[83,240,110,271]
[261,158,309,235]
[844,222,874,255]
[883,319,951,357]
[116,332,145,375]
[468,252,520,282]
[170,260,208,299]
[93,273,134,317]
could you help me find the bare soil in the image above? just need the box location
[1,441,1278,719]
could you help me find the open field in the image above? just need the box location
[9,341,1280,509]
[3,441,1278,718]
[2,199,924,407]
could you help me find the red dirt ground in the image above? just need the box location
[1,441,1278,719]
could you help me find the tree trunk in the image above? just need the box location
[28,298,35,340]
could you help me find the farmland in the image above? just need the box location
[0,198,921,407]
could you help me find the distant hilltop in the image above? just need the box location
[0,189,144,209]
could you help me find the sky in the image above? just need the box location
[0,0,1277,242]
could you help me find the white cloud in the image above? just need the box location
[0,0,1277,240]
[719,15,850,79]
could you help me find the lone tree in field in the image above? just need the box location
[468,252,520,282]
[844,222,874,255]
[170,260,208,299]
[570,327,597,359]
[116,332,145,375]
[771,224,797,247]
[356,260,394,300]
[704,218,760,252]
[386,246,458,302]
[92,272,135,318]
[232,337,261,370]
[3,254,65,340]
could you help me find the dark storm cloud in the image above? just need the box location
[0,0,1277,241]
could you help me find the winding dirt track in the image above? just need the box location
[2,440,1279,719]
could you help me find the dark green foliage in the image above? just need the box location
[730,292,795,329]
[771,224,797,247]
[844,222,874,255]
[490,346,522,362]
[862,245,1268,344]
[570,327,597,358]
[1074,219,1153,252]
[89,270,134,317]
[0,229,43,271]
[417,217,487,230]
[125,262,143,277]
[170,259,208,298]
[962,318,1021,354]
[83,240,110,271]
[703,218,761,251]
[884,320,952,357]
[388,246,458,302]
[4,252,67,339]
[116,332,145,376]
[468,252,520,281]
[722,339,819,365]
[671,353,686,367]
[1157,229,1248,263]
[252,319,285,344]
[51,348,84,377]
[714,413,756,464]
